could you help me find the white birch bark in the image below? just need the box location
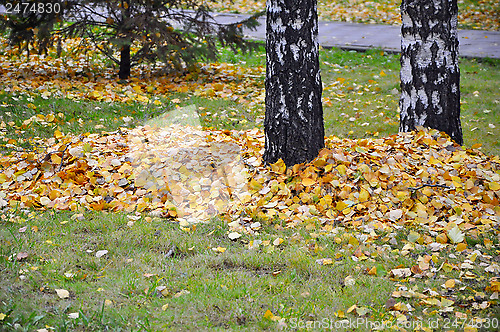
[399,0,463,145]
[264,0,324,166]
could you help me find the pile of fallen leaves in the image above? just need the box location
[1,122,499,236]
[228,128,500,235]
[211,0,500,31]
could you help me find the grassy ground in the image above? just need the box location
[2,210,498,331]
[1,43,499,330]
[2,45,499,156]
[0,210,386,331]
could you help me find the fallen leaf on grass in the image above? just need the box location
[212,246,227,253]
[448,226,465,244]
[55,289,70,299]
[444,279,456,289]
[95,250,108,258]
[228,232,241,240]
[272,237,284,246]
[344,275,356,286]
[174,290,190,298]
[263,309,281,321]
[16,252,28,261]
[390,268,411,278]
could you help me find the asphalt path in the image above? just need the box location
[212,12,500,59]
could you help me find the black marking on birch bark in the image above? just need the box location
[264,0,325,166]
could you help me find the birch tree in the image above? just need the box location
[264,0,324,166]
[399,0,463,145]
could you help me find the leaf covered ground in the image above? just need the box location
[0,33,499,330]
[1,116,499,330]
[210,0,500,31]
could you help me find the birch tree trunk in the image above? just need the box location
[264,0,325,166]
[399,0,463,145]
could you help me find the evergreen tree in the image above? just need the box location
[0,0,262,79]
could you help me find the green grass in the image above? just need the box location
[0,92,260,155]
[218,45,500,157]
[0,210,397,331]
[320,49,500,156]
[1,210,498,330]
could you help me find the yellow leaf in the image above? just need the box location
[0,313,6,321]
[263,309,275,320]
[212,247,226,253]
[348,236,359,247]
[336,200,348,211]
[347,304,358,314]
[54,130,63,139]
[368,266,377,275]
[440,298,454,307]
[456,243,467,252]
[359,189,370,202]
[273,237,284,246]
[51,154,62,165]
[442,263,453,273]
[380,70,387,77]
[46,113,55,122]
[302,178,315,186]
[337,164,347,175]
[489,281,500,292]
[393,302,406,311]
[248,178,263,192]
[444,279,456,289]
[489,181,500,190]
[322,258,333,265]
[436,233,448,244]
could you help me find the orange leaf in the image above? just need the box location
[302,178,316,186]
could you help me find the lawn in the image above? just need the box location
[0,33,499,331]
